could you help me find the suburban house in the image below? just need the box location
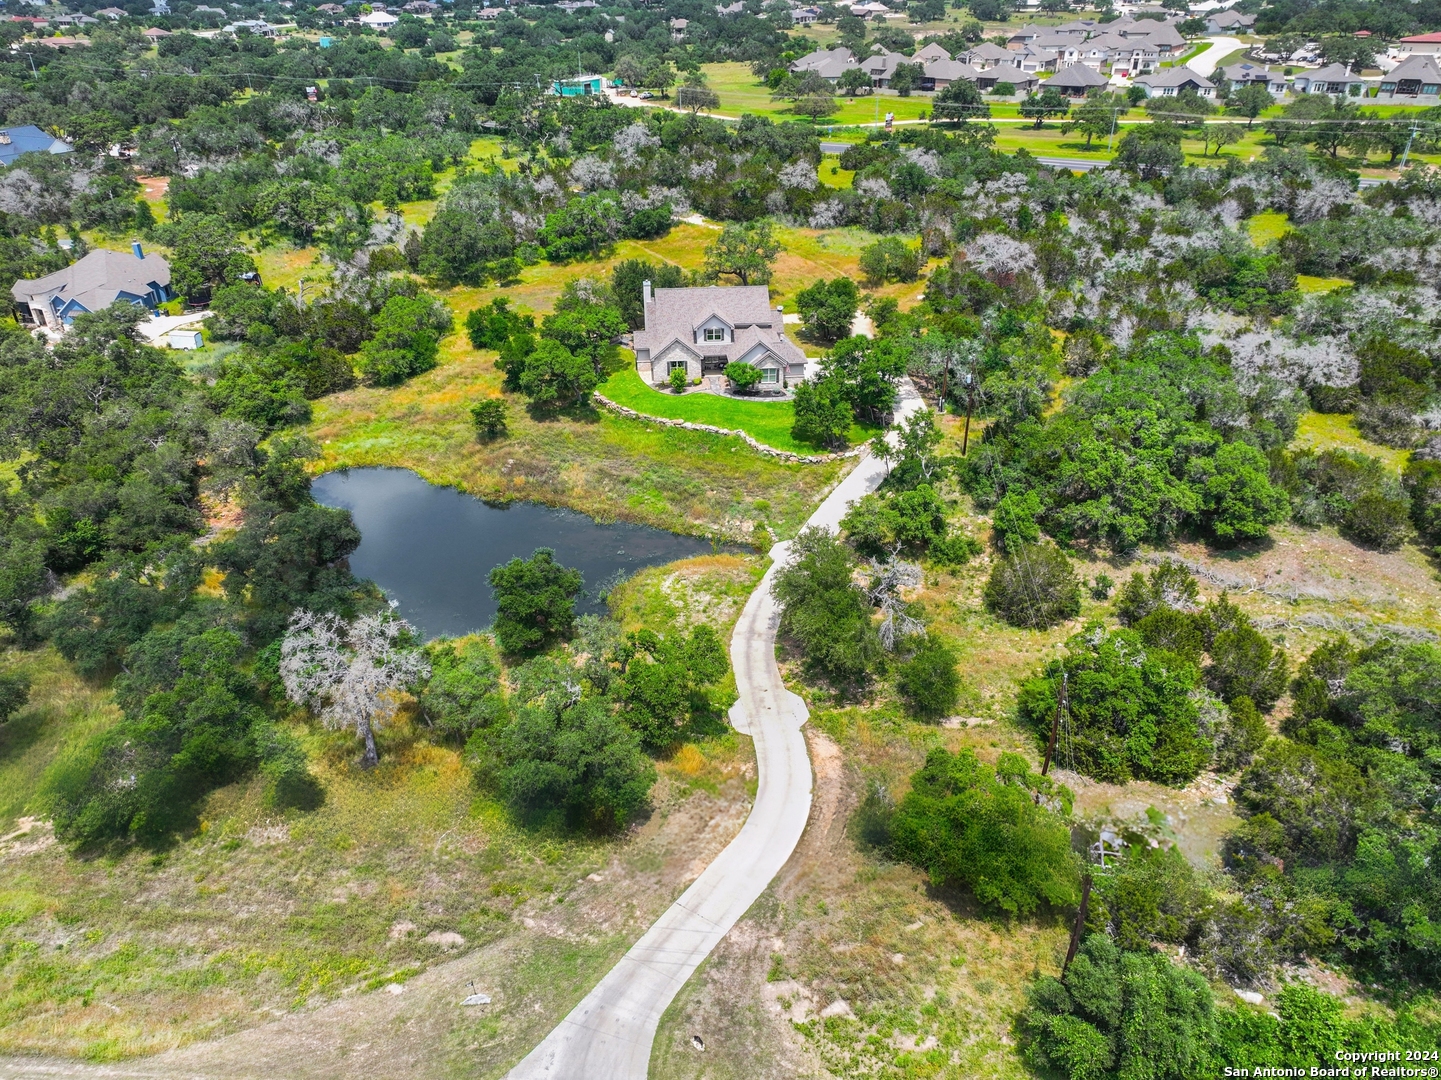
[1008,44,1059,73]
[1395,32,1441,56]
[1045,63,1109,95]
[0,125,73,167]
[1205,9,1256,33]
[11,243,172,328]
[790,46,858,82]
[956,42,1013,68]
[1132,66,1215,97]
[1376,54,1441,104]
[633,284,806,389]
[913,41,952,64]
[358,9,398,27]
[668,16,687,39]
[1291,62,1365,96]
[1221,62,1287,94]
[923,59,981,91]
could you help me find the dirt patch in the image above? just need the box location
[135,176,169,202]
[1060,769,1241,870]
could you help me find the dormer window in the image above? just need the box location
[703,327,725,342]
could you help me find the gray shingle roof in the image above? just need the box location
[1134,65,1214,89]
[1385,54,1441,85]
[634,285,805,368]
[12,248,171,315]
[1046,64,1109,88]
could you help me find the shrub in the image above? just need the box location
[1214,695,1268,773]
[1114,561,1199,626]
[896,637,961,720]
[890,748,1079,916]
[668,365,687,393]
[1206,622,1288,710]
[984,542,1082,630]
[773,527,882,686]
[470,398,507,440]
[725,361,762,392]
[1021,935,1216,1080]
[1018,625,1209,785]
[0,671,31,722]
[1343,489,1410,551]
[1135,607,1205,665]
[421,637,507,740]
[992,489,1042,551]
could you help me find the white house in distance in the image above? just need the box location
[10,243,171,328]
[359,9,398,28]
[1291,62,1365,97]
[633,283,806,389]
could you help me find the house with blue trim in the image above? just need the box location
[11,243,172,328]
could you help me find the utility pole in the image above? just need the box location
[1041,672,1067,777]
[1061,873,1092,977]
[1107,104,1118,153]
[960,360,977,456]
[1400,120,1419,169]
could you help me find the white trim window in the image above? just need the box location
[668,359,689,375]
[703,327,725,342]
[760,367,780,384]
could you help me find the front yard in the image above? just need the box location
[599,365,879,455]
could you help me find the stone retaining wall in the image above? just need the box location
[593,392,866,464]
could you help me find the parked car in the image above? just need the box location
[639,91,654,99]
[629,88,638,97]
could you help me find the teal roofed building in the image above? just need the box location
[552,74,605,96]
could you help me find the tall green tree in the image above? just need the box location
[488,549,584,654]
[891,747,1079,915]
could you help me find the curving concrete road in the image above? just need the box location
[505,379,925,1080]
[1190,36,1243,78]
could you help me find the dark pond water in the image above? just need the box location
[312,467,719,640]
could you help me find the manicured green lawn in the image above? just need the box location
[599,365,876,455]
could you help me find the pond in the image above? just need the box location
[312,467,721,640]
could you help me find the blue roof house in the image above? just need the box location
[0,125,73,167]
[11,243,172,328]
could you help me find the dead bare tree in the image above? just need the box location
[868,555,925,651]
[280,610,431,768]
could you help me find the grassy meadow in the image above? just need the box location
[0,556,764,1069]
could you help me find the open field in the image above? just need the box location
[0,557,763,1072]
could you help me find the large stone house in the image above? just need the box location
[633,283,806,389]
[11,243,171,328]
